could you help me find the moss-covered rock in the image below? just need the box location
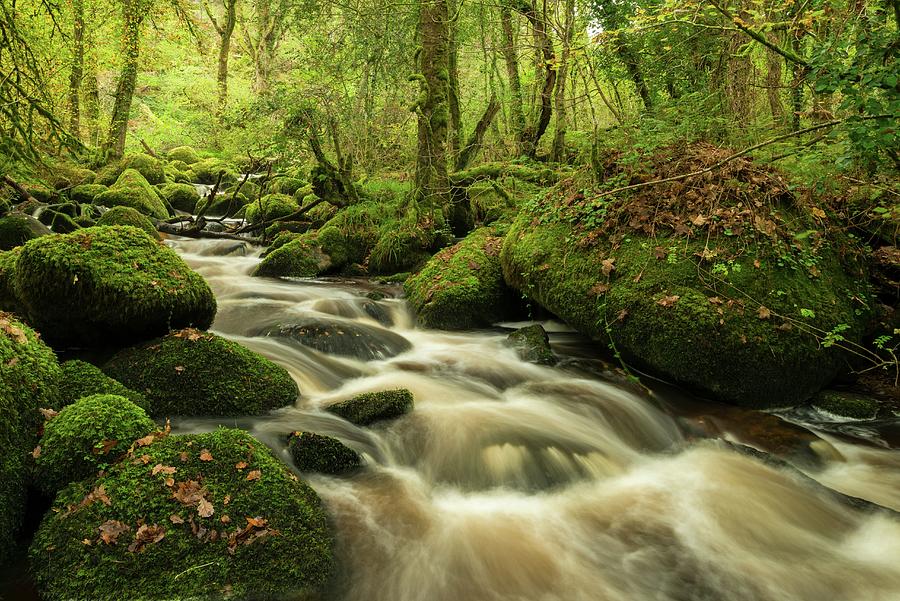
[168,159,190,173]
[368,227,432,274]
[103,329,298,417]
[166,146,200,165]
[24,184,58,204]
[96,154,165,186]
[226,180,260,200]
[0,213,52,250]
[159,183,200,213]
[501,214,873,408]
[190,158,238,186]
[29,428,334,601]
[14,226,216,348]
[288,431,362,474]
[253,236,332,278]
[812,390,880,419]
[0,313,61,566]
[38,209,81,233]
[270,176,306,196]
[505,324,557,366]
[405,228,519,329]
[244,193,298,224]
[97,206,160,240]
[70,183,108,204]
[94,169,169,219]
[0,248,22,313]
[325,388,414,425]
[196,192,251,218]
[34,394,155,495]
[58,359,147,409]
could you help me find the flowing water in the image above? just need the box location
[10,236,898,601]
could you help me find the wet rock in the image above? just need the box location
[812,390,880,419]
[288,431,363,474]
[505,324,557,366]
[326,388,414,426]
[260,317,412,361]
[253,238,332,278]
[0,213,51,250]
[363,301,393,326]
[159,182,200,213]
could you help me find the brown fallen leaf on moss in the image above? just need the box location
[170,514,185,524]
[657,295,680,307]
[199,449,213,462]
[128,524,165,553]
[197,497,214,519]
[172,480,205,506]
[135,434,155,447]
[32,446,41,459]
[39,408,59,421]
[757,306,771,319]
[235,461,248,470]
[246,470,261,481]
[98,520,130,545]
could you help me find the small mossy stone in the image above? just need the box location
[288,431,363,474]
[253,237,332,278]
[190,158,238,186]
[505,324,557,366]
[102,328,298,417]
[121,153,165,185]
[14,226,216,348]
[325,388,414,426]
[812,390,880,419]
[245,193,298,225]
[29,428,335,601]
[270,176,306,196]
[70,183,108,204]
[34,394,156,495]
[58,359,147,409]
[97,206,160,240]
[0,213,51,250]
[166,145,200,165]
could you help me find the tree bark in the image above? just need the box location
[103,0,148,158]
[514,0,556,157]
[765,33,786,126]
[499,5,526,149]
[205,0,238,117]
[68,0,84,138]
[550,0,575,162]
[615,39,652,111]
[447,0,462,157]
[455,94,500,171]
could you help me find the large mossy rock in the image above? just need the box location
[288,431,362,474]
[14,227,216,348]
[501,214,872,408]
[96,153,166,186]
[93,169,169,219]
[405,227,519,329]
[245,193,298,224]
[70,183,109,204]
[0,248,22,313]
[29,428,335,601]
[253,235,332,278]
[0,213,51,250]
[325,388,414,425]
[97,206,160,240]
[159,183,200,213]
[166,146,200,165]
[190,158,238,186]
[34,394,156,495]
[260,317,412,361]
[103,329,298,417]
[58,359,147,409]
[0,313,61,566]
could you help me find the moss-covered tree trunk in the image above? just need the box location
[413,0,451,208]
[550,0,574,162]
[204,0,238,118]
[447,0,463,157]
[514,0,556,158]
[499,5,526,151]
[68,0,84,138]
[103,0,149,158]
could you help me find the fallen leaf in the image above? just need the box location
[246,470,261,481]
[98,520,130,545]
[223,495,231,506]
[128,524,165,553]
[170,514,185,524]
[757,306,771,320]
[135,435,155,447]
[753,259,761,269]
[708,297,723,305]
[691,214,708,226]
[601,258,616,277]
[220,515,231,524]
[32,446,41,459]
[654,246,666,260]
[197,497,214,519]
[179,452,189,463]
[811,206,827,219]
[199,450,213,462]
[172,480,205,506]
[174,366,185,374]
[39,408,59,421]
[656,295,680,308]
[151,464,176,476]
[235,462,248,470]
[93,440,119,456]
[590,282,609,295]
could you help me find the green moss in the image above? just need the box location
[103,329,298,417]
[14,226,216,348]
[30,428,334,601]
[505,324,557,365]
[190,158,238,186]
[24,184,57,204]
[96,154,165,186]
[369,226,431,274]
[97,206,160,240]
[94,169,169,219]
[269,176,306,196]
[58,359,147,409]
[168,159,190,173]
[70,183,108,204]
[159,183,200,213]
[225,180,260,200]
[267,231,302,252]
[288,431,362,474]
[0,312,61,566]
[812,390,880,419]
[166,146,200,165]
[196,192,251,218]
[500,213,873,408]
[405,228,517,329]
[38,209,81,233]
[253,236,331,278]
[244,193,299,224]
[0,248,22,313]
[0,213,51,250]
[34,394,155,495]
[325,388,414,426]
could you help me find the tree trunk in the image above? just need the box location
[499,5,526,149]
[456,95,500,171]
[550,0,574,162]
[103,0,147,158]
[447,0,462,157]
[515,0,556,158]
[615,40,652,111]
[414,0,451,208]
[68,0,84,138]
[215,0,238,117]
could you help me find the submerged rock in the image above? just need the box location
[29,428,334,601]
[58,359,147,409]
[0,213,51,250]
[505,324,557,366]
[288,431,363,474]
[103,328,298,417]
[812,390,880,419]
[14,226,216,348]
[33,394,155,495]
[260,317,412,361]
[325,388,414,426]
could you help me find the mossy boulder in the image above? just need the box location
[196,192,251,218]
[405,228,519,329]
[288,431,362,474]
[94,169,169,219]
[0,248,22,313]
[501,214,873,408]
[0,213,51,250]
[96,154,165,186]
[325,388,414,426]
[190,158,238,186]
[368,227,432,275]
[14,226,216,348]
[103,329,298,417]
[97,206,160,240]
[58,359,147,409]
[812,390,880,419]
[38,209,81,233]
[245,194,298,225]
[0,313,61,566]
[29,428,334,601]
[159,183,200,213]
[270,176,306,196]
[253,236,332,278]
[70,183,108,204]
[505,324,557,366]
[34,394,156,495]
[226,180,260,200]
[168,159,190,173]
[166,146,200,165]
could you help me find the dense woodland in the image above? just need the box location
[0,0,899,598]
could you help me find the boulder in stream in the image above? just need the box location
[289,431,363,474]
[505,324,557,366]
[93,169,169,219]
[14,226,216,348]
[325,388,414,426]
[29,428,335,601]
[812,390,880,419]
[159,182,200,213]
[103,328,298,417]
[259,317,412,361]
[0,213,51,250]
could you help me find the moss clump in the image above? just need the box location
[96,154,165,186]
[812,390,880,419]
[505,324,557,366]
[70,183,108,204]
[103,329,298,417]
[0,248,22,313]
[30,428,335,601]
[94,169,169,219]
[166,146,200,165]
[405,228,518,329]
[34,394,155,495]
[288,431,362,474]
[97,206,160,240]
[58,359,147,409]
[254,236,331,278]
[168,159,190,173]
[270,176,306,196]
[500,213,873,408]
[225,180,260,200]
[14,226,216,348]
[196,192,251,218]
[190,158,238,186]
[160,183,200,213]
[325,388,414,426]
[0,313,61,566]
[38,209,81,233]
[244,193,299,224]
[0,213,51,250]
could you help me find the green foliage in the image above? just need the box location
[325,388,414,425]
[58,359,147,409]
[97,206,161,240]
